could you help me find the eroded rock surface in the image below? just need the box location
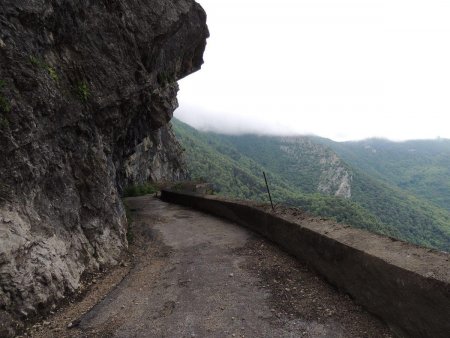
[0,0,208,335]
[317,153,352,198]
[279,137,352,198]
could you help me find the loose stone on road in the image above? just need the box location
[33,196,392,337]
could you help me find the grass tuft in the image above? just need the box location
[29,56,59,82]
[47,66,59,82]
[76,81,90,103]
[123,182,157,197]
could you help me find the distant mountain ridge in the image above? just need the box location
[317,137,450,212]
[218,134,353,197]
[172,119,450,252]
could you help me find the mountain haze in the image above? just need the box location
[173,119,450,252]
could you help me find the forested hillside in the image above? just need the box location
[319,138,450,212]
[173,119,450,252]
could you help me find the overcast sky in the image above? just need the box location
[175,0,450,141]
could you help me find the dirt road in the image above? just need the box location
[32,196,392,337]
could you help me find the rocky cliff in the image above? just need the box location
[279,137,352,198]
[0,0,208,335]
[317,153,352,198]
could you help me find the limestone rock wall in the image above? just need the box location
[317,153,352,198]
[121,123,189,187]
[0,0,208,335]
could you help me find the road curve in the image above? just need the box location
[34,196,393,337]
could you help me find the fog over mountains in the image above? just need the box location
[173,118,450,252]
[178,0,450,141]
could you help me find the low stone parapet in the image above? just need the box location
[161,189,450,338]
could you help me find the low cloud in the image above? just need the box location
[177,0,450,142]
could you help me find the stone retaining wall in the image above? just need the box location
[161,190,450,338]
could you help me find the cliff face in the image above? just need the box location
[317,153,352,198]
[279,137,352,198]
[0,0,208,335]
[121,124,188,188]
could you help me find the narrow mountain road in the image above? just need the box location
[33,196,392,338]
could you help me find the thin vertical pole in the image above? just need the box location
[263,171,275,211]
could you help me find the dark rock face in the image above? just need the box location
[0,0,207,335]
[120,123,188,188]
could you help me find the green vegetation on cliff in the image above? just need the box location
[173,119,450,252]
[123,183,158,197]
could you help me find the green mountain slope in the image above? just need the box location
[173,120,383,232]
[172,119,450,252]
[214,135,352,196]
[319,138,450,212]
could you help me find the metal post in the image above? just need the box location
[263,171,275,211]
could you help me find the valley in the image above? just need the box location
[173,119,450,252]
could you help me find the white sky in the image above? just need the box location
[175,0,450,141]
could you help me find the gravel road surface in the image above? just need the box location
[31,196,392,338]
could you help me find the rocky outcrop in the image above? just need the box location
[0,0,208,335]
[317,153,352,198]
[279,137,352,198]
[121,124,189,187]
